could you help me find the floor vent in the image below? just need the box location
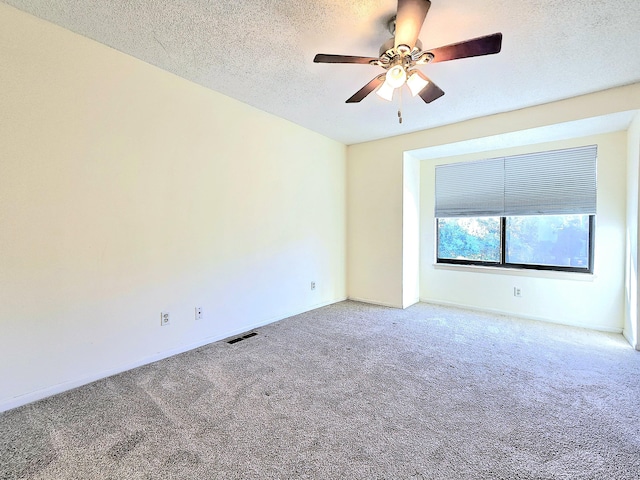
[227,332,258,344]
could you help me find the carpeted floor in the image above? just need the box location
[2,301,640,479]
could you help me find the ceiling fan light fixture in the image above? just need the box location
[407,71,429,96]
[385,65,407,89]
[376,81,395,101]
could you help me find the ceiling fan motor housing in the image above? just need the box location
[379,38,423,58]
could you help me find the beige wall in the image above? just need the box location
[348,84,640,330]
[420,133,626,331]
[347,143,404,307]
[0,5,347,411]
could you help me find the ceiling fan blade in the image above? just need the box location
[314,54,379,65]
[346,76,386,103]
[394,0,431,50]
[427,33,503,63]
[413,70,445,103]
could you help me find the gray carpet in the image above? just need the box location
[2,301,640,479]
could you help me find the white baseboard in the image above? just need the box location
[422,299,624,334]
[622,328,640,350]
[347,296,403,309]
[403,298,420,308]
[0,298,345,413]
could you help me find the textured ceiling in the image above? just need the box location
[4,0,640,145]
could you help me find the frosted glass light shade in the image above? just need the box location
[385,65,407,88]
[376,81,395,101]
[407,71,429,96]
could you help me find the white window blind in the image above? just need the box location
[434,158,504,217]
[503,146,597,215]
[435,145,597,218]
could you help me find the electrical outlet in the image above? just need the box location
[195,307,203,320]
[161,312,170,326]
[514,287,522,297]
[310,281,316,291]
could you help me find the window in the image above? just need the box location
[505,214,591,268]
[435,146,597,273]
[437,214,594,271]
[437,217,500,263]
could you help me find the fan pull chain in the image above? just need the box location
[398,87,403,124]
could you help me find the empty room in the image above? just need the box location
[1,0,640,478]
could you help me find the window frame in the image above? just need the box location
[436,215,595,274]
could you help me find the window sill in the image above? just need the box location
[432,263,595,282]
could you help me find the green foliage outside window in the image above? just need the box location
[437,214,592,271]
[437,217,500,262]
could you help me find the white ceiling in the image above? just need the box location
[4,0,640,145]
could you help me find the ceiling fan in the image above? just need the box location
[313,0,502,122]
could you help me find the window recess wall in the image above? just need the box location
[420,133,626,332]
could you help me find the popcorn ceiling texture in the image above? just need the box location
[1,301,639,479]
[2,0,640,144]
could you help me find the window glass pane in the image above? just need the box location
[505,215,590,268]
[437,217,501,262]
